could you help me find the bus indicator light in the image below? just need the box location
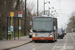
[33,34,35,37]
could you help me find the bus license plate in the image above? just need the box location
[41,38,44,39]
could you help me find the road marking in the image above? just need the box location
[70,34,75,44]
[60,35,67,50]
[51,35,67,50]
[32,43,48,50]
[51,40,61,50]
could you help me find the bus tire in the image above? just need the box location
[34,41,37,43]
[61,37,63,39]
[55,39,57,41]
[53,39,55,42]
[29,35,32,38]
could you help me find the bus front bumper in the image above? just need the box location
[32,37,53,41]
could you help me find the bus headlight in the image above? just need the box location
[50,32,53,37]
[50,34,53,37]
[33,34,35,37]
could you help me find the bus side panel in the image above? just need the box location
[53,18,58,41]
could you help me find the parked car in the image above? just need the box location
[63,30,67,35]
[29,28,33,38]
[58,28,64,39]
[62,29,65,37]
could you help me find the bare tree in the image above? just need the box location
[66,11,75,32]
[0,0,36,39]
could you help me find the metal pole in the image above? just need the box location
[11,17,13,41]
[37,0,38,16]
[6,18,9,40]
[44,0,45,15]
[24,0,26,36]
[13,18,15,40]
[18,19,19,39]
[0,13,1,36]
[48,8,49,15]
[49,8,50,15]
[48,7,50,15]
[19,18,21,39]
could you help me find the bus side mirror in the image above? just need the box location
[30,21,32,25]
[54,26,56,30]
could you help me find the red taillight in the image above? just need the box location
[30,31,31,33]
[50,34,52,35]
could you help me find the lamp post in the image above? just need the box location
[24,0,26,36]
[56,13,58,17]
[37,0,39,16]
[44,0,50,15]
[44,0,45,15]
[53,10,56,17]
[50,7,54,16]
[48,8,51,15]
[51,9,57,18]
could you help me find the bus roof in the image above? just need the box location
[33,16,57,21]
[33,15,53,18]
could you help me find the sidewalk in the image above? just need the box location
[0,36,32,50]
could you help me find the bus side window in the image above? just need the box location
[53,21,56,31]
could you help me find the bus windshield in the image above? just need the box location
[33,17,53,32]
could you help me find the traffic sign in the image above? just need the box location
[10,12,14,17]
[10,25,13,32]
[19,26,21,30]
[18,12,22,17]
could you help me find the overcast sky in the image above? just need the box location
[26,0,75,29]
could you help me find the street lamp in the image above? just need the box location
[37,0,39,16]
[51,9,56,18]
[55,13,58,17]
[48,8,51,15]
[50,7,54,16]
[53,10,56,17]
[52,7,54,9]
[44,0,50,15]
[55,12,59,17]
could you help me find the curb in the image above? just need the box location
[3,41,33,50]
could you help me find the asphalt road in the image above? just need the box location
[11,33,75,50]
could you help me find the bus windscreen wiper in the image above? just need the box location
[33,29,52,33]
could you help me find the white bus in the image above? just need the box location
[32,16,58,42]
